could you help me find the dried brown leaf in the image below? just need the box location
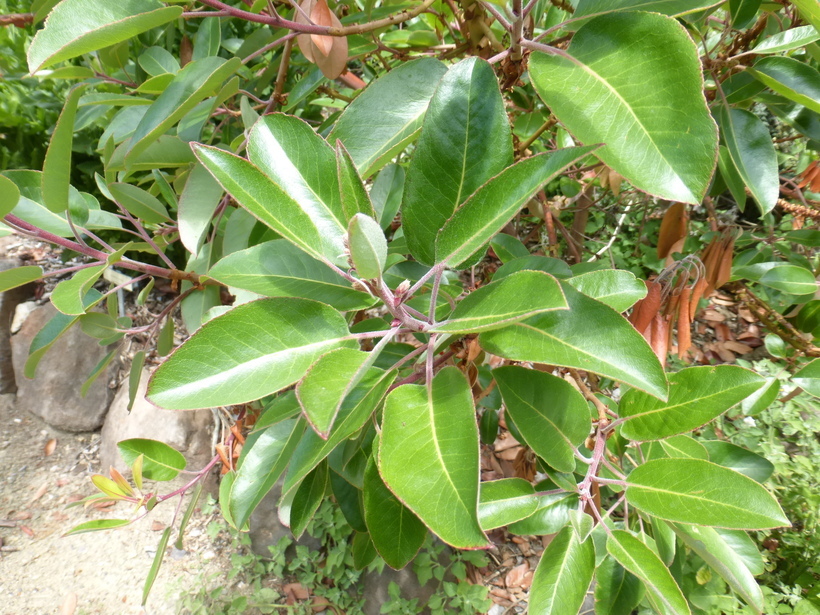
[60,592,77,615]
[629,280,662,334]
[309,0,335,56]
[505,563,530,588]
[657,202,688,259]
[44,438,56,456]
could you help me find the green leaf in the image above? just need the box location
[508,491,578,535]
[567,269,647,312]
[192,13,221,61]
[156,316,174,357]
[478,478,539,530]
[178,163,223,256]
[594,556,646,615]
[730,0,761,28]
[283,368,395,496]
[42,85,85,213]
[793,358,820,398]
[494,366,591,473]
[371,163,405,229]
[734,262,818,295]
[80,346,118,397]
[619,365,765,441]
[51,266,106,316]
[0,266,43,293]
[336,141,377,221]
[290,461,328,539]
[193,145,344,267]
[108,182,171,224]
[718,145,748,210]
[659,435,709,460]
[138,46,180,76]
[702,440,774,483]
[749,57,820,115]
[529,525,595,615]
[207,240,374,312]
[480,282,668,400]
[0,174,20,217]
[330,470,367,533]
[27,0,182,72]
[229,419,305,527]
[741,377,780,415]
[530,13,717,204]
[752,26,820,54]
[64,518,130,536]
[626,458,789,529]
[494,255,573,280]
[364,447,427,569]
[142,526,171,606]
[128,351,145,412]
[791,0,820,33]
[347,214,387,279]
[117,438,187,481]
[352,532,378,570]
[127,57,240,163]
[489,234,529,263]
[606,530,690,615]
[715,528,765,576]
[147,298,356,410]
[379,367,489,549]
[403,57,513,264]
[432,271,567,334]
[669,523,764,612]
[574,0,721,19]
[297,348,370,438]
[108,135,197,172]
[436,146,599,268]
[328,57,447,178]
[719,107,778,215]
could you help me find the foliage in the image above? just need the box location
[1,0,820,613]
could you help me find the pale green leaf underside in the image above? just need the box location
[478,478,539,530]
[529,526,595,615]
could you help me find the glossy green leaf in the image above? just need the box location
[530,13,717,204]
[494,255,573,280]
[207,240,373,312]
[230,418,305,529]
[734,262,817,295]
[42,85,85,213]
[529,525,595,615]
[328,58,447,178]
[0,266,43,293]
[626,458,789,529]
[436,146,599,268]
[80,346,118,397]
[793,358,820,398]
[574,0,721,19]
[297,348,370,438]
[432,271,567,334]
[741,377,780,415]
[0,174,20,217]
[108,135,197,172]
[730,0,761,28]
[508,491,578,535]
[670,522,764,612]
[478,478,538,530]
[489,234,529,263]
[658,434,709,460]
[330,470,367,533]
[347,214,387,279]
[379,367,489,549]
[363,447,427,569]
[178,163,223,256]
[494,366,590,473]
[595,556,646,615]
[147,298,356,410]
[193,145,344,266]
[403,57,512,264]
[720,106,778,215]
[51,266,106,316]
[703,440,774,483]
[716,528,765,576]
[27,0,182,72]
[290,462,328,539]
[481,282,668,400]
[749,57,820,115]
[352,532,378,570]
[335,142,375,221]
[652,516,677,565]
[567,269,647,312]
[606,530,690,615]
[127,57,240,163]
[192,13,221,61]
[370,163,404,228]
[752,26,820,54]
[128,351,145,412]
[138,46,179,76]
[64,518,130,536]
[791,0,820,32]
[142,526,171,606]
[620,365,764,441]
[283,368,395,496]
[108,182,171,224]
[117,438,186,481]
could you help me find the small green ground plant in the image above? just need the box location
[1,0,820,613]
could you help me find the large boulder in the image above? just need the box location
[0,251,36,394]
[11,302,117,431]
[99,368,215,480]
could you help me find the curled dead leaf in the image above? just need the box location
[44,438,56,456]
[657,202,688,259]
[296,0,349,79]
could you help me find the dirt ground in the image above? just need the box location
[0,394,236,615]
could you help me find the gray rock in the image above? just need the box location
[11,302,117,431]
[247,477,322,557]
[0,258,36,394]
[99,368,215,479]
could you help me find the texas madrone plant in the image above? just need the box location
[3,0,819,612]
